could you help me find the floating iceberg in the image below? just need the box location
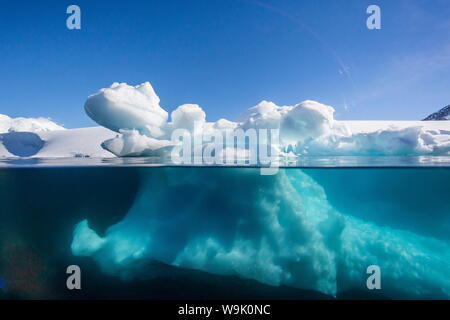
[101,129,175,157]
[69,82,450,298]
[71,167,450,298]
[84,82,450,158]
[1,82,448,299]
[2,82,449,159]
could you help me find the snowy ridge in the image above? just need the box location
[0,126,116,158]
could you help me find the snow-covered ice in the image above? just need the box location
[84,82,168,138]
[0,113,64,133]
[1,81,450,159]
[34,126,117,158]
[1,82,449,299]
[102,129,175,157]
[0,126,116,158]
[84,82,450,158]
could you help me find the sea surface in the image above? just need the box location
[0,156,449,300]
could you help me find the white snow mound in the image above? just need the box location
[84,82,168,138]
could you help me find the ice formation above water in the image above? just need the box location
[84,82,168,138]
[84,82,450,158]
[1,82,449,159]
[66,83,450,298]
[0,114,68,158]
[101,129,175,157]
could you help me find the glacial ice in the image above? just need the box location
[67,82,450,298]
[71,220,106,256]
[71,168,450,298]
[2,82,449,159]
[0,114,66,157]
[171,104,206,132]
[84,82,168,138]
[101,129,175,157]
[84,82,450,158]
[0,114,64,133]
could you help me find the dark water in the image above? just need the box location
[0,164,449,300]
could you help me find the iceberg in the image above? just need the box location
[84,82,168,138]
[1,81,449,299]
[65,82,450,298]
[3,81,449,159]
[84,82,450,158]
[71,167,450,298]
[101,129,175,157]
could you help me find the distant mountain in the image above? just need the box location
[423,105,450,120]
[0,113,65,133]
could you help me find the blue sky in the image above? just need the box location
[0,0,449,128]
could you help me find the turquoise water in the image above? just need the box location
[0,158,449,299]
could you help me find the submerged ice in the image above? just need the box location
[71,168,450,298]
[84,82,450,157]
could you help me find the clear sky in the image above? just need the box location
[0,0,449,128]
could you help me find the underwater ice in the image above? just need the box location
[71,168,450,298]
[84,82,450,157]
